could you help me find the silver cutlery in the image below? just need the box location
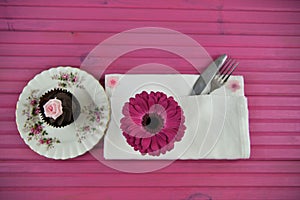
[209,58,239,94]
[191,54,228,95]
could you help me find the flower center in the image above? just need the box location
[142,113,164,134]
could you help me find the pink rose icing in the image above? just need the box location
[43,98,63,120]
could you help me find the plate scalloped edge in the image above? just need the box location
[15,66,111,160]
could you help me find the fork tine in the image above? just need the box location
[221,60,234,77]
[222,61,239,83]
[219,58,232,75]
[217,58,233,81]
[215,58,232,80]
[209,56,239,94]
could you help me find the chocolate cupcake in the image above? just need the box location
[39,88,81,128]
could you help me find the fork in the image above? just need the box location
[209,58,239,93]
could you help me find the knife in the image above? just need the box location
[191,54,228,95]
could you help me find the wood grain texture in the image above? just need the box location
[0,0,300,199]
[1,32,300,48]
[0,187,299,200]
[0,0,299,11]
[1,19,300,35]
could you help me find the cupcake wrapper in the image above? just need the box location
[39,88,81,128]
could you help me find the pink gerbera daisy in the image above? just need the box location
[120,91,186,156]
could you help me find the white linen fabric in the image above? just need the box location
[104,74,250,159]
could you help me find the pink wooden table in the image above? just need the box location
[1,0,300,199]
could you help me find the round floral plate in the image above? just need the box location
[16,66,110,159]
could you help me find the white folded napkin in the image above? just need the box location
[104,74,250,159]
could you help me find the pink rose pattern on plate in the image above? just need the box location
[22,90,60,150]
[43,98,63,120]
[121,91,186,156]
[75,103,106,143]
[52,71,84,89]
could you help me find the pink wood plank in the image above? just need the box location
[251,135,300,146]
[1,160,300,173]
[1,32,299,48]
[1,56,300,73]
[0,108,15,121]
[1,6,299,24]
[245,84,300,96]
[1,0,299,11]
[1,19,299,35]
[1,44,299,60]
[1,187,300,200]
[0,94,18,108]
[251,147,300,160]
[1,173,299,187]
[250,110,300,120]
[0,56,81,69]
[0,146,299,161]
[3,7,224,22]
[0,122,17,135]
[250,122,300,132]
[245,96,300,107]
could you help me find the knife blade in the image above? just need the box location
[191,54,228,95]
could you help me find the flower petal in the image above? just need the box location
[167,142,174,151]
[128,103,140,114]
[175,129,185,141]
[156,134,167,148]
[120,117,135,129]
[141,137,152,150]
[161,130,176,142]
[140,91,149,101]
[135,93,149,112]
[158,96,168,108]
[126,125,142,137]
[165,121,181,129]
[134,128,150,139]
[157,132,167,141]
[150,136,159,151]
[134,137,141,145]
[152,91,160,102]
[129,97,137,105]
[148,95,156,108]
[167,108,178,118]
